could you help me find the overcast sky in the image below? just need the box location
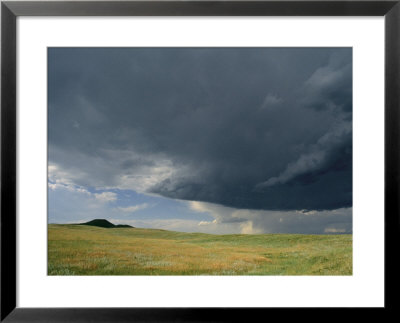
[48,47,352,234]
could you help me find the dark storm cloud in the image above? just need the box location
[48,47,352,211]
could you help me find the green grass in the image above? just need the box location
[48,224,352,275]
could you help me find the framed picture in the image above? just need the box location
[1,0,398,320]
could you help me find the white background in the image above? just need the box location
[17,17,384,307]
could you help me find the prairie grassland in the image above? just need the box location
[48,224,352,275]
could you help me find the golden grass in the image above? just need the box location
[48,224,352,275]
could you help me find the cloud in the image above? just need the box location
[48,181,95,198]
[117,203,149,213]
[49,48,352,212]
[188,201,352,234]
[261,93,282,109]
[256,120,351,189]
[198,219,217,226]
[256,150,326,188]
[324,227,347,234]
[300,51,352,113]
[48,148,178,194]
[240,221,264,235]
[109,218,242,235]
[94,191,117,203]
[48,181,119,223]
[189,201,247,224]
[48,177,352,234]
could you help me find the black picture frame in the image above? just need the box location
[1,0,399,321]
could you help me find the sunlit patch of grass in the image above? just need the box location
[48,224,352,275]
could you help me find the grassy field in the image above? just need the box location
[48,224,352,275]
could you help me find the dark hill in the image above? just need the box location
[78,219,133,228]
[114,224,133,228]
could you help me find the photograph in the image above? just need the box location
[47,47,353,276]
[2,0,397,319]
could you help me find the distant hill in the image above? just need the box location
[77,219,133,228]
